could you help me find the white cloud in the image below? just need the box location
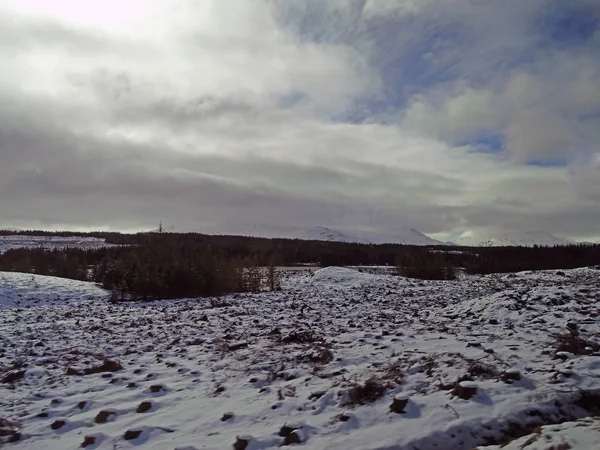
[0,0,599,241]
[402,53,600,163]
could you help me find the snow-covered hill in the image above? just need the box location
[334,227,445,245]
[2,268,600,449]
[206,223,444,245]
[458,231,576,247]
[0,235,116,254]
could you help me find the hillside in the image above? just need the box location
[459,231,575,247]
[2,267,600,449]
[207,223,445,245]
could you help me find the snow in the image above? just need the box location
[0,235,116,254]
[458,231,575,247]
[303,266,381,288]
[478,417,600,449]
[1,266,600,449]
[0,271,108,308]
[205,223,445,245]
[334,227,445,246]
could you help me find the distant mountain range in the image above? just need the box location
[207,224,587,247]
[206,224,446,245]
[458,231,577,247]
[3,224,587,248]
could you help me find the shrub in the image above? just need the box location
[344,377,388,406]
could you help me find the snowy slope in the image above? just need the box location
[284,226,357,243]
[0,235,116,254]
[459,231,576,247]
[209,224,358,242]
[335,227,445,245]
[2,267,600,449]
[0,271,108,308]
[207,223,444,245]
[479,417,600,449]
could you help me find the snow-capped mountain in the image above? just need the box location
[334,227,445,246]
[206,223,445,245]
[458,231,576,247]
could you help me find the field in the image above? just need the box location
[0,235,116,254]
[1,265,600,449]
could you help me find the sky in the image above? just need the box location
[0,0,599,242]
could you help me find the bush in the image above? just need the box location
[94,241,252,300]
[344,377,388,406]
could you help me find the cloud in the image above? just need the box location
[402,54,600,162]
[0,0,599,241]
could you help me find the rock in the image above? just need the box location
[1,370,26,384]
[77,401,87,410]
[278,425,294,437]
[390,394,409,414]
[149,384,165,393]
[282,429,305,445]
[0,418,21,443]
[339,412,352,422]
[228,342,249,351]
[233,435,252,450]
[555,351,574,360]
[81,435,96,448]
[8,431,21,443]
[95,410,115,424]
[488,318,499,325]
[50,420,66,430]
[308,391,325,400]
[126,382,137,388]
[136,401,152,413]
[501,369,521,383]
[123,429,142,440]
[453,381,478,400]
[221,412,234,422]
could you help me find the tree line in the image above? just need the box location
[1,230,599,300]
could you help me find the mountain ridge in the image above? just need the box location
[205,224,445,246]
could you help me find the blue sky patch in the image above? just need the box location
[539,3,599,44]
[462,133,504,154]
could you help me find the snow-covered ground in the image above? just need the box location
[458,231,575,247]
[0,235,117,254]
[1,267,599,449]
